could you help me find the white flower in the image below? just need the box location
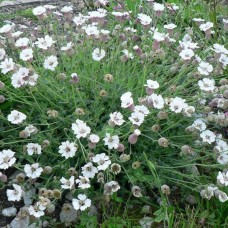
[7,184,23,201]
[198,78,215,92]
[153,3,165,11]
[28,202,45,218]
[199,22,213,31]
[35,35,55,50]
[92,153,111,170]
[24,163,43,179]
[71,119,91,139]
[0,149,16,170]
[24,125,38,136]
[61,6,73,13]
[191,119,207,131]
[214,140,228,154]
[103,133,119,149]
[88,134,100,143]
[0,24,13,34]
[0,58,15,74]
[81,162,98,179]
[83,24,100,37]
[144,80,159,89]
[72,194,91,211]
[20,48,33,61]
[169,97,188,113]
[120,92,134,108]
[129,112,145,126]
[148,93,165,109]
[76,176,91,189]
[44,55,58,71]
[217,153,228,165]
[164,23,177,30]
[7,110,27,124]
[73,14,87,26]
[15,37,30,48]
[61,42,73,51]
[33,6,46,16]
[219,54,228,69]
[213,44,228,55]
[58,141,77,159]
[0,48,6,60]
[122,49,134,59]
[179,49,194,60]
[92,48,106,61]
[137,13,152,26]
[200,130,216,144]
[153,32,166,42]
[60,176,75,189]
[217,171,228,186]
[134,105,150,116]
[109,112,125,126]
[200,186,218,200]
[197,61,213,75]
[26,143,42,155]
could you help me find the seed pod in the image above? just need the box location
[132,161,141,169]
[151,124,161,132]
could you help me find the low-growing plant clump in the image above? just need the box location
[0,0,228,227]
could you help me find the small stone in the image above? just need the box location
[2,207,17,217]
[23,187,36,206]
[60,203,79,223]
[10,216,30,228]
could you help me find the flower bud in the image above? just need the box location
[132,186,142,197]
[67,167,78,176]
[128,129,141,144]
[70,73,79,84]
[47,203,55,213]
[58,73,67,81]
[53,189,61,199]
[19,130,29,138]
[132,161,141,169]
[43,166,52,174]
[75,108,85,116]
[116,143,125,152]
[0,172,7,182]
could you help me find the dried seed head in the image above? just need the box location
[58,73,67,80]
[161,184,170,195]
[62,203,72,212]
[120,153,130,162]
[158,137,169,147]
[132,161,141,169]
[42,140,50,148]
[47,190,54,199]
[181,145,191,155]
[219,78,228,85]
[43,166,52,174]
[53,189,61,199]
[75,108,85,115]
[67,167,78,176]
[157,111,168,120]
[99,89,107,97]
[16,173,25,183]
[0,95,5,103]
[151,124,161,132]
[39,188,48,197]
[47,110,58,118]
[19,130,29,138]
[0,81,5,89]
[104,74,113,83]
[110,163,121,175]
[132,186,142,197]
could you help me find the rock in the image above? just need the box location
[23,187,36,206]
[0,0,54,7]
[10,216,30,228]
[60,203,79,223]
[2,207,17,217]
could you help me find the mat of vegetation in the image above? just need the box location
[0,0,228,227]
